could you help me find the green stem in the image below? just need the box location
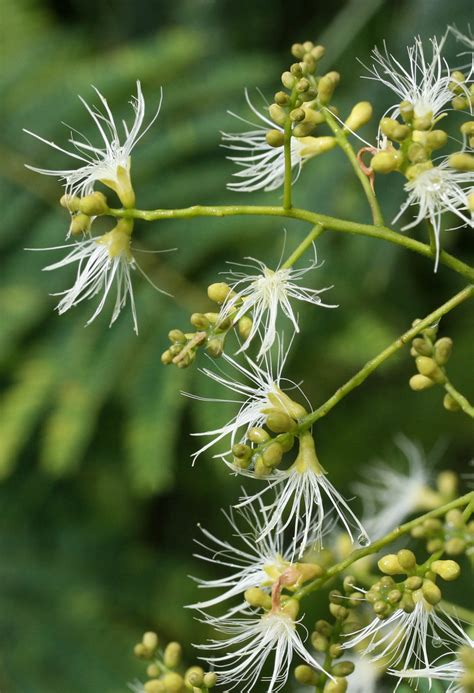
[108,205,474,281]
[294,491,474,601]
[299,285,474,429]
[283,120,293,210]
[444,379,474,418]
[281,223,325,269]
[323,109,384,227]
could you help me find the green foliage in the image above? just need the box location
[0,0,473,691]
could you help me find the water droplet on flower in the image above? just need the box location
[432,636,443,648]
[357,533,371,547]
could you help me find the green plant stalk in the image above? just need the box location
[108,205,474,281]
[281,223,325,269]
[444,379,474,418]
[323,108,384,227]
[294,491,474,601]
[298,284,474,429]
[283,120,293,210]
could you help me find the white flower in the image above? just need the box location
[24,81,161,201]
[236,431,369,558]
[188,495,298,614]
[187,341,302,463]
[345,653,382,693]
[33,222,168,333]
[365,36,465,121]
[352,436,432,541]
[344,598,465,675]
[197,608,329,692]
[393,158,474,270]
[221,91,311,192]
[390,621,474,691]
[219,252,335,358]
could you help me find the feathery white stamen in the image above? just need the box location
[219,251,335,358]
[197,609,330,692]
[24,81,162,198]
[221,91,309,192]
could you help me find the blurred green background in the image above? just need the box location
[1,0,473,691]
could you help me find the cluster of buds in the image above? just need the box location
[294,577,363,692]
[371,549,460,618]
[161,282,253,368]
[408,322,460,410]
[264,40,371,160]
[231,390,308,476]
[450,72,474,112]
[60,191,110,236]
[133,632,217,692]
[411,508,474,557]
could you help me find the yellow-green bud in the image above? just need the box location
[232,443,251,459]
[294,664,318,685]
[291,43,306,59]
[78,191,109,216]
[311,632,328,651]
[133,643,149,659]
[168,329,185,343]
[399,100,414,122]
[262,442,284,467]
[298,136,336,157]
[445,537,466,555]
[422,579,442,606]
[387,589,402,604]
[207,282,232,304]
[142,631,159,651]
[407,142,428,163]
[426,130,448,150]
[373,600,389,616]
[405,575,423,591]
[412,337,432,356]
[296,78,310,93]
[237,315,253,340]
[380,117,410,142]
[317,72,339,103]
[449,152,474,171]
[161,673,184,692]
[281,71,296,89]
[452,95,469,110]
[253,456,270,477]
[413,113,433,130]
[371,149,402,173]
[186,670,204,687]
[203,672,217,687]
[324,677,348,693]
[378,554,403,575]
[431,559,461,581]
[163,642,182,668]
[329,643,342,658]
[332,661,355,677]
[415,356,445,383]
[409,374,435,391]
[397,549,417,572]
[281,597,299,620]
[436,470,457,497]
[69,213,91,236]
[247,427,270,444]
[290,107,306,122]
[290,62,304,78]
[269,103,287,127]
[190,313,209,329]
[461,121,474,137]
[311,45,325,60]
[344,101,373,131]
[244,587,272,608]
[329,603,348,620]
[144,681,165,693]
[60,194,81,212]
[433,337,453,365]
[468,191,474,213]
[265,409,295,433]
[302,104,326,125]
[293,121,316,137]
[274,90,289,105]
[147,664,161,678]
[400,592,415,612]
[265,129,285,147]
[161,350,173,365]
[206,338,224,358]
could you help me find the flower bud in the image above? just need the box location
[164,642,182,668]
[449,152,474,172]
[452,95,469,110]
[248,427,270,444]
[294,664,318,684]
[415,356,445,383]
[186,670,204,687]
[413,113,433,130]
[203,672,217,687]
[399,100,414,122]
[237,315,253,340]
[161,349,173,365]
[344,101,373,131]
[407,142,428,163]
[412,337,432,356]
[291,43,306,59]
[380,117,410,142]
[445,537,466,555]
[433,337,453,365]
[296,78,310,93]
[405,575,423,591]
[436,470,457,497]
[409,374,435,391]
[290,63,304,78]
[265,129,285,147]
[317,73,339,103]
[324,677,348,693]
[371,150,402,173]
[290,107,306,122]
[69,213,92,236]
[232,443,251,459]
[281,597,299,620]
[133,643,150,659]
[265,409,296,433]
[269,103,288,127]
[78,191,109,216]
[431,559,461,581]
[293,121,316,137]
[168,329,185,343]
[298,136,336,157]
[378,554,403,575]
[426,130,448,151]
[468,191,474,213]
[190,313,209,329]
[147,664,160,678]
[281,71,296,89]
[422,579,442,606]
[161,673,184,692]
[332,661,355,677]
[311,632,328,651]
[142,631,159,651]
[60,194,81,212]
[206,338,224,358]
[144,681,165,693]
[262,442,284,467]
[397,549,416,571]
[207,282,232,304]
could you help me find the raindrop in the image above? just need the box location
[357,532,371,547]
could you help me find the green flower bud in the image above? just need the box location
[445,537,466,555]
[269,103,288,127]
[329,603,348,620]
[186,670,204,687]
[142,631,159,651]
[144,681,166,693]
[293,121,316,137]
[400,593,416,613]
[446,509,464,528]
[365,590,379,604]
[254,456,270,476]
[436,470,457,497]
[296,78,310,93]
[315,619,333,636]
[317,73,339,103]
[311,45,325,60]
[344,101,373,131]
[412,337,433,356]
[290,63,304,78]
[161,349,173,365]
[373,600,389,616]
[265,409,296,433]
[147,664,161,678]
[427,538,445,553]
[371,150,402,173]
[413,113,433,130]
[298,136,336,157]
[237,315,253,340]
[415,356,445,383]
[380,117,410,142]
[324,677,348,693]
[232,443,251,459]
[207,282,232,304]
[409,374,435,391]
[206,338,224,358]
[60,194,81,212]
[311,632,328,651]
[262,442,284,467]
[265,129,285,147]
[433,337,453,365]
[397,549,417,571]
[468,191,474,213]
[290,107,306,122]
[69,213,92,236]
[461,121,474,137]
[78,191,109,216]
[426,130,448,150]
[387,589,402,604]
[294,664,318,684]
[190,313,209,329]
[422,579,442,606]
[244,587,272,608]
[378,554,403,575]
[343,575,356,593]
[329,643,343,658]
[281,71,296,89]
[163,642,182,668]
[407,142,429,163]
[399,100,414,122]
[405,575,423,591]
[133,643,150,659]
[452,95,469,110]
[168,329,185,343]
[161,672,184,692]
[291,43,306,59]
[203,672,217,688]
[282,597,299,620]
[274,90,289,105]
[332,661,355,677]
[431,559,461,581]
[247,427,270,444]
[449,152,474,172]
